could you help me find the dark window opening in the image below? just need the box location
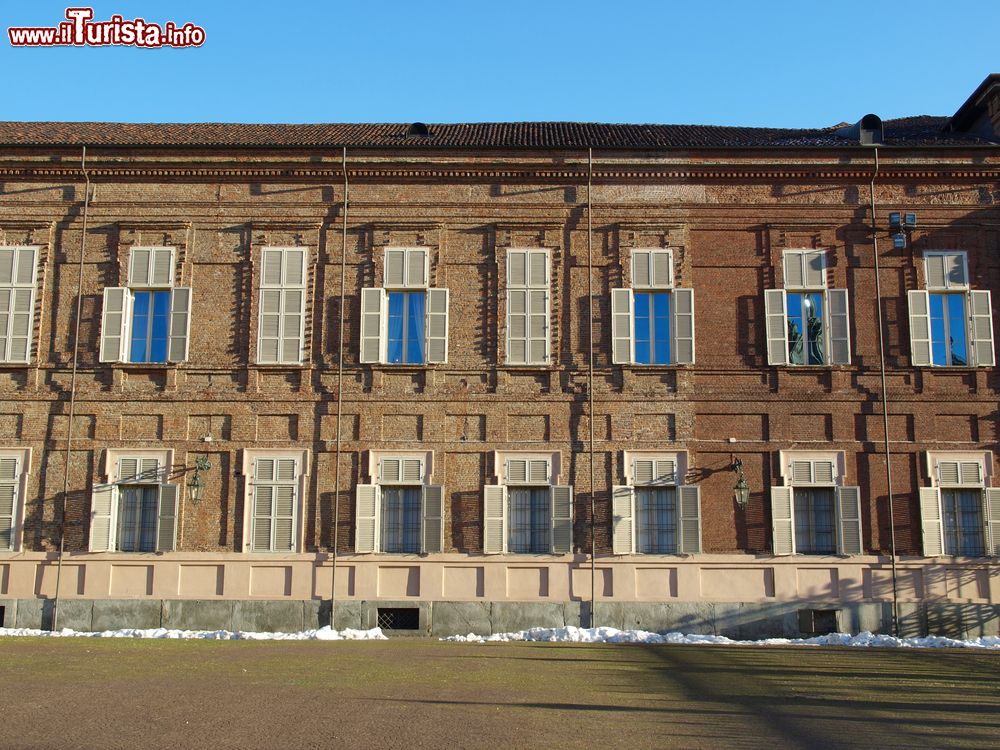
[377,607,420,630]
[799,608,839,635]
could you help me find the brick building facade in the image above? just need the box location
[0,76,999,636]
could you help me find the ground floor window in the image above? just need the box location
[942,489,985,556]
[636,487,677,554]
[116,484,158,552]
[508,486,550,553]
[381,486,422,553]
[794,488,836,555]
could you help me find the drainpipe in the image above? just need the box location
[330,147,348,630]
[587,148,597,628]
[52,146,91,631]
[869,147,900,637]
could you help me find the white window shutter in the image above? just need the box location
[678,485,702,554]
[827,289,851,365]
[937,460,961,486]
[406,248,428,288]
[813,460,836,485]
[384,248,406,287]
[984,488,1000,557]
[804,250,827,288]
[156,483,179,552]
[655,460,676,484]
[283,249,306,287]
[281,289,305,364]
[612,485,634,555]
[960,462,983,485]
[167,287,192,362]
[0,249,13,283]
[128,248,151,286]
[426,288,449,363]
[836,486,863,555]
[764,289,789,365]
[907,290,932,366]
[272,484,296,552]
[651,250,673,288]
[528,251,548,288]
[262,248,283,286]
[925,252,967,290]
[380,458,402,483]
[507,289,527,364]
[118,457,140,482]
[790,460,813,485]
[422,485,445,554]
[969,290,995,367]
[919,487,944,556]
[150,248,175,287]
[402,458,423,483]
[257,289,281,364]
[783,250,805,289]
[0,458,18,551]
[355,484,379,554]
[611,289,634,364]
[506,459,528,484]
[251,485,273,552]
[631,250,651,288]
[550,485,573,554]
[527,289,549,364]
[6,287,35,363]
[527,459,549,484]
[14,247,37,285]
[100,287,130,363]
[255,457,275,482]
[89,484,117,552]
[771,487,794,555]
[671,287,695,365]
[360,287,386,363]
[483,485,506,554]
[138,457,160,482]
[507,250,527,287]
[633,459,655,485]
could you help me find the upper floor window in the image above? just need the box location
[0,246,39,364]
[257,247,307,365]
[770,453,862,556]
[355,453,443,554]
[360,248,449,365]
[483,454,572,554]
[100,247,191,364]
[612,249,695,365]
[919,454,1000,557]
[89,451,178,553]
[765,250,850,366]
[506,249,550,366]
[612,452,701,555]
[908,252,995,367]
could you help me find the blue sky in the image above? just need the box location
[1,1,996,127]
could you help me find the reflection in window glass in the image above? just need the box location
[929,293,968,366]
[787,292,825,365]
[634,292,671,364]
[129,290,170,363]
[942,489,984,556]
[386,291,426,364]
[636,487,677,553]
[794,488,836,554]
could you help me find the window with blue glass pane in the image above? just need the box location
[786,292,825,365]
[929,293,968,366]
[386,291,426,364]
[794,488,836,554]
[942,489,985,556]
[129,290,170,363]
[634,292,671,364]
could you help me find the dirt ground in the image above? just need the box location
[0,638,997,750]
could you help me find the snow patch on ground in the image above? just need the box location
[0,626,387,641]
[443,625,1000,650]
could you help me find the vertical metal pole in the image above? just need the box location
[587,148,597,628]
[331,147,348,630]
[869,147,900,637]
[52,146,91,631]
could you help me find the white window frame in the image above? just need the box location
[100,247,192,364]
[257,247,308,365]
[354,450,442,554]
[89,448,176,553]
[0,246,39,364]
[613,451,700,555]
[765,249,851,366]
[505,248,551,366]
[360,247,449,365]
[908,251,994,368]
[920,451,998,557]
[612,249,695,366]
[772,450,862,557]
[241,449,309,553]
[484,450,571,554]
[0,448,31,552]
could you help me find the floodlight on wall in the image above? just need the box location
[730,457,751,509]
[888,211,917,249]
[187,455,212,504]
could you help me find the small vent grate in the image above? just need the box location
[798,608,839,635]
[377,607,420,631]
